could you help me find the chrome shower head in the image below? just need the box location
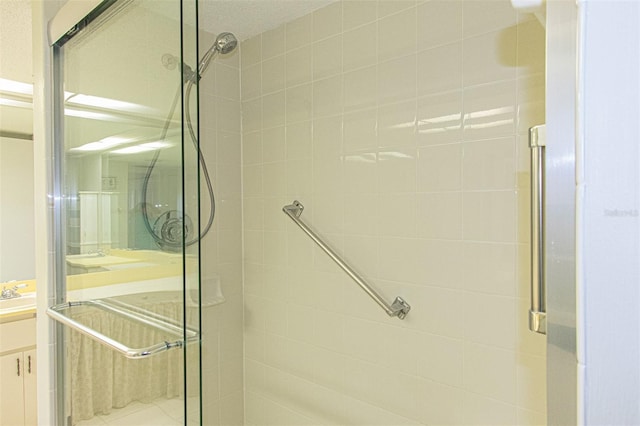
[198,32,238,76]
[214,32,238,54]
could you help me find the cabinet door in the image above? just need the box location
[0,352,25,426]
[23,349,37,426]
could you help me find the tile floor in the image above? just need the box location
[75,398,186,426]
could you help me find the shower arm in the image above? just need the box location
[283,200,411,320]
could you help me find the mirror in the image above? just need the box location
[0,135,35,282]
[0,0,35,282]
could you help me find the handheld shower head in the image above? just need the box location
[198,32,238,76]
[149,32,238,251]
[214,32,238,54]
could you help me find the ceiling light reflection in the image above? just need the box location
[417,112,462,136]
[344,153,376,164]
[66,93,149,113]
[388,121,416,130]
[466,106,514,119]
[65,108,115,121]
[379,151,414,160]
[111,141,172,154]
[70,136,133,152]
[0,78,33,95]
[418,113,462,125]
[0,98,32,109]
[418,126,461,135]
[462,119,514,130]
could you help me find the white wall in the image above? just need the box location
[0,0,35,282]
[578,0,640,424]
[0,137,35,281]
[0,0,32,81]
[241,1,547,424]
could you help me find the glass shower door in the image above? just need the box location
[49,1,202,424]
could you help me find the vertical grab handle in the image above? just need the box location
[529,125,547,335]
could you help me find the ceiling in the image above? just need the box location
[198,0,334,41]
[0,0,32,82]
[0,0,33,139]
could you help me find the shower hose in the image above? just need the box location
[140,75,215,251]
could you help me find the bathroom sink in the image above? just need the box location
[0,292,36,315]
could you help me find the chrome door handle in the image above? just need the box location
[529,125,547,335]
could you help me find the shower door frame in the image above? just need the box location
[48,1,203,424]
[546,0,579,424]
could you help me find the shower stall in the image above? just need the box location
[45,0,571,425]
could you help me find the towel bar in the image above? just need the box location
[48,298,198,358]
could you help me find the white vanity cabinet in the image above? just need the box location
[0,317,37,426]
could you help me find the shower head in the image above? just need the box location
[198,32,238,76]
[214,32,238,54]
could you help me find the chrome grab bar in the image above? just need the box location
[283,200,411,320]
[48,299,198,358]
[529,125,547,334]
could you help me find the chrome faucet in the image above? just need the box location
[1,283,27,300]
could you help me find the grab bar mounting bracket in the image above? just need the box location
[390,297,411,320]
[529,310,546,334]
[283,200,304,218]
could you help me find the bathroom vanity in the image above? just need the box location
[0,315,37,426]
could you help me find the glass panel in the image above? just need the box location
[181,0,202,424]
[53,1,201,424]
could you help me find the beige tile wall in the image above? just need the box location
[198,31,244,426]
[240,1,546,424]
